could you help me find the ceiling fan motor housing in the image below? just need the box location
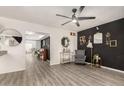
[72,8,77,13]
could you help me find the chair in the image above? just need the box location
[75,50,86,64]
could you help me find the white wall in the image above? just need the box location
[25,40,41,52]
[0,23,26,74]
[36,40,41,50]
[0,17,77,74]
[25,40,41,49]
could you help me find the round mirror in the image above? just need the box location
[61,37,70,47]
[0,28,22,47]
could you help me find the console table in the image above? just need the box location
[60,52,74,64]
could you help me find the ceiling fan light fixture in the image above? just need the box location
[56,6,96,27]
[72,19,77,23]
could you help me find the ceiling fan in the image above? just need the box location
[56,6,96,27]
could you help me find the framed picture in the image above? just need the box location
[110,40,117,47]
[80,36,86,45]
[93,32,103,44]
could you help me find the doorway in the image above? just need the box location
[25,31,50,63]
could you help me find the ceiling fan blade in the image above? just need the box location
[78,17,96,20]
[78,6,85,15]
[75,21,80,27]
[61,20,72,26]
[56,14,71,19]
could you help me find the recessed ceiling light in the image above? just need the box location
[25,31,35,35]
[38,35,45,39]
[25,31,45,40]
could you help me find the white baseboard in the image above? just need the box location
[0,68,25,75]
[51,61,124,74]
[85,62,124,74]
[101,66,124,74]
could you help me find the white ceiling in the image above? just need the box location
[0,6,124,31]
[25,31,49,41]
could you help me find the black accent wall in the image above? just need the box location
[78,18,124,71]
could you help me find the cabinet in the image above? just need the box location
[40,49,47,61]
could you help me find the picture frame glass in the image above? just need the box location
[93,32,103,44]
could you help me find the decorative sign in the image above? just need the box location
[93,32,103,44]
[105,32,111,45]
[70,32,76,36]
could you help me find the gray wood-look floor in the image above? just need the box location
[0,54,124,86]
